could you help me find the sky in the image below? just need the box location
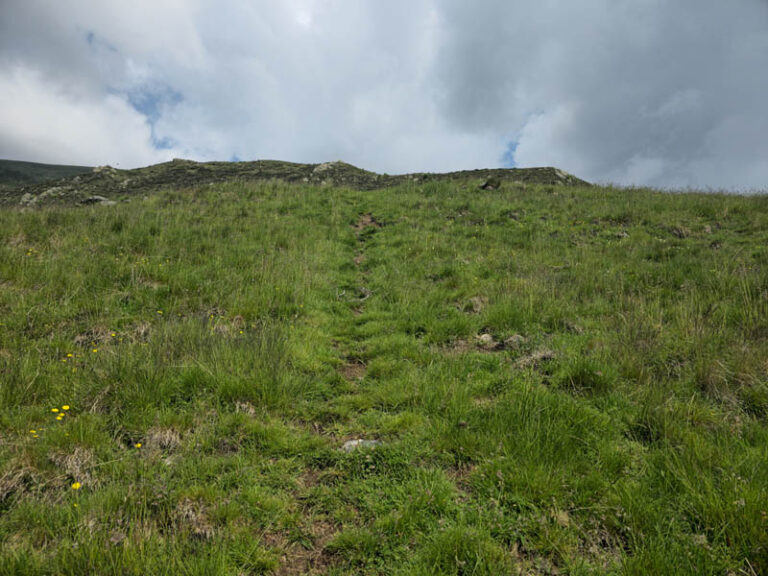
[1,0,767,191]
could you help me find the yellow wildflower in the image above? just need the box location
[135,443,142,448]
[62,405,70,410]
[71,482,81,490]
[29,430,36,434]
[51,408,59,413]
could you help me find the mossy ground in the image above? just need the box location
[0,180,766,574]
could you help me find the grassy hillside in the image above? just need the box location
[0,179,766,575]
[0,159,92,186]
[1,158,588,206]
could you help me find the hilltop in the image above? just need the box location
[0,158,590,207]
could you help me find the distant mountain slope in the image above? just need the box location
[0,158,591,206]
[0,159,93,186]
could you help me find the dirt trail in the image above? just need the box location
[337,213,383,381]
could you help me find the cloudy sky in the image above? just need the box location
[1,1,767,190]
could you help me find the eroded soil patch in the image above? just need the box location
[339,360,366,382]
[352,213,382,235]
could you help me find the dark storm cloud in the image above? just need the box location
[435,0,768,189]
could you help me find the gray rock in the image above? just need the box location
[480,177,501,191]
[82,195,116,206]
[19,193,37,206]
[341,439,381,453]
[313,161,343,175]
[476,333,498,350]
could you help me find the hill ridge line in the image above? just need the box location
[1,158,590,207]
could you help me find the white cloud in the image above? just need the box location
[0,66,179,166]
[1,0,767,190]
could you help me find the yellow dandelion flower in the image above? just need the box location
[92,348,98,353]
[62,405,70,410]
[135,443,142,448]
[111,332,116,337]
[29,430,36,434]
[73,503,78,508]
[51,408,59,413]
[66,353,73,358]
[56,415,63,421]
[71,482,81,490]
[33,434,39,438]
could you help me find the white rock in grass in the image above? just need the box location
[341,439,381,452]
[476,333,498,350]
[19,193,37,206]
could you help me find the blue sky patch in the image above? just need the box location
[126,86,184,125]
[110,84,184,151]
[502,141,518,168]
[152,136,177,150]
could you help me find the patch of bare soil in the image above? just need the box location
[339,359,366,382]
[74,325,114,347]
[472,396,496,408]
[49,446,96,487]
[442,334,527,355]
[515,349,556,369]
[174,498,215,540]
[144,427,181,452]
[352,213,382,234]
[235,400,258,416]
[269,520,339,575]
[447,464,477,496]
[0,466,36,503]
[442,339,473,355]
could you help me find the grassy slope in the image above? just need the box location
[0,160,92,186]
[0,180,766,575]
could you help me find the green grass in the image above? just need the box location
[0,179,766,575]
